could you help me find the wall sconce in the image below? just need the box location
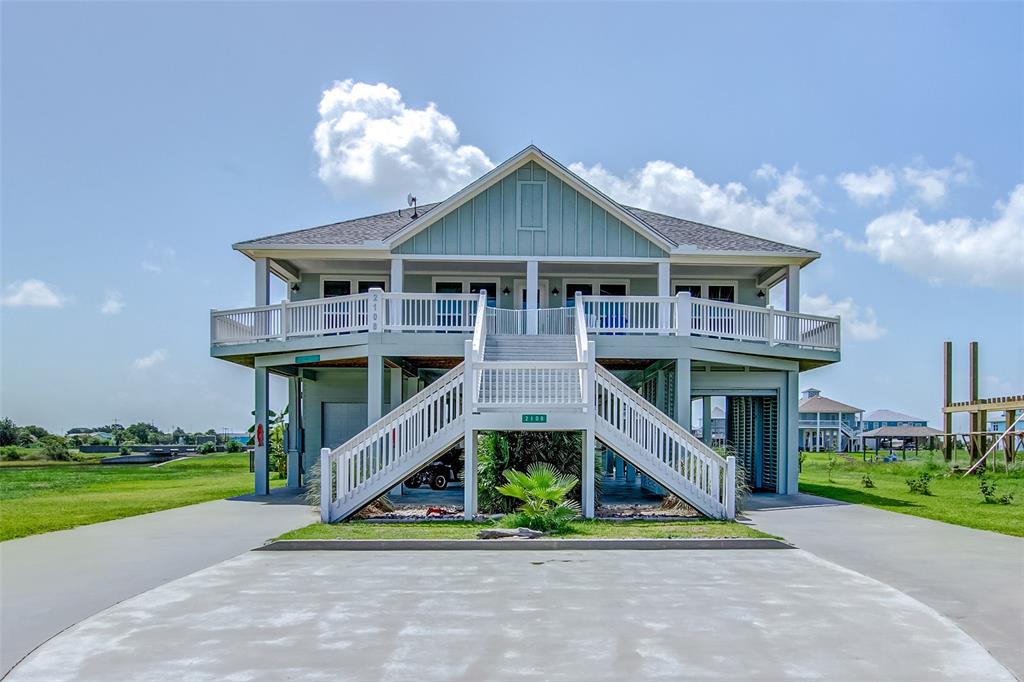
[502,286,511,296]
[757,289,766,299]
[551,287,560,296]
[290,282,301,293]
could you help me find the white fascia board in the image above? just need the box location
[384,145,675,253]
[669,251,819,266]
[234,246,392,260]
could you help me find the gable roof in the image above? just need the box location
[799,395,863,414]
[861,425,941,438]
[234,145,819,257]
[863,409,926,423]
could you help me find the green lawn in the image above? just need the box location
[799,451,1024,537]
[277,519,771,541]
[0,453,283,541]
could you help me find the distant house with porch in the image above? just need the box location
[861,409,928,432]
[798,388,862,452]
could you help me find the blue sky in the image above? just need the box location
[2,2,1021,433]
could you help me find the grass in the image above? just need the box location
[799,451,1024,537]
[276,519,771,541]
[0,453,283,541]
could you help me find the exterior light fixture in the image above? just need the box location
[551,287,560,296]
[757,289,766,299]
[502,286,511,295]
[291,282,301,293]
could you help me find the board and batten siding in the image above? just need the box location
[394,161,667,259]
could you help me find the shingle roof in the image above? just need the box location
[861,425,942,438]
[863,409,926,423]
[799,395,863,414]
[235,202,815,254]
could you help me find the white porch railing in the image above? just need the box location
[484,307,574,335]
[320,363,466,522]
[384,292,482,333]
[594,365,735,519]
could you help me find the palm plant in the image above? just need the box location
[495,463,580,532]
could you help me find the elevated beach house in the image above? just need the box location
[798,388,863,452]
[210,146,841,521]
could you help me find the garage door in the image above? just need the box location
[322,402,367,450]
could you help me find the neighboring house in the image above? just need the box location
[798,388,863,452]
[209,145,842,521]
[696,406,727,447]
[861,409,928,432]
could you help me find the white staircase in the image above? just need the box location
[319,294,735,523]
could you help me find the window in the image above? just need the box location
[470,282,498,307]
[517,181,547,230]
[357,280,386,294]
[319,277,389,298]
[323,280,352,298]
[708,285,735,303]
[672,281,737,302]
[675,284,701,298]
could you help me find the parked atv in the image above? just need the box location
[404,448,463,490]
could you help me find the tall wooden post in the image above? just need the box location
[969,341,981,465]
[943,341,954,461]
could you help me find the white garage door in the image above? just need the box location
[322,402,367,450]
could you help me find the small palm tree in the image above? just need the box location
[496,463,580,532]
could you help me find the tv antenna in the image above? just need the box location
[407,193,418,218]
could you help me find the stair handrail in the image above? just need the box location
[470,291,488,361]
[320,363,465,522]
[574,302,589,364]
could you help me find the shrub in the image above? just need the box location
[826,455,837,482]
[0,445,23,461]
[798,451,807,473]
[978,475,1014,505]
[224,439,243,453]
[495,463,580,533]
[197,442,216,454]
[40,436,71,461]
[905,473,933,496]
[861,473,875,489]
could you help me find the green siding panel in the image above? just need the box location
[394,161,667,258]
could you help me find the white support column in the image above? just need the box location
[464,429,477,520]
[675,355,691,430]
[254,367,269,495]
[526,260,539,335]
[583,428,596,518]
[657,261,671,334]
[390,258,403,328]
[286,376,300,488]
[255,257,270,306]
[367,352,383,423]
[702,396,713,446]
[388,367,403,414]
[786,264,800,312]
[319,448,331,523]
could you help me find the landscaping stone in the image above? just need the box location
[477,527,544,539]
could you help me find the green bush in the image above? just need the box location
[979,475,1014,505]
[40,436,72,461]
[906,473,933,496]
[197,442,216,454]
[1,445,23,461]
[224,439,243,453]
[495,463,580,533]
[861,473,875,489]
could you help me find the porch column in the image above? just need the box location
[388,367,403,414]
[368,351,383,423]
[702,396,713,446]
[786,264,800,312]
[254,368,269,495]
[255,257,270,306]
[464,429,477,520]
[583,428,595,518]
[785,371,800,493]
[286,375,300,488]
[675,356,691,430]
[657,261,671,334]
[526,259,539,334]
[390,257,403,328]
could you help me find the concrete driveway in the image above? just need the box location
[0,489,316,677]
[7,549,1014,681]
[745,493,1024,679]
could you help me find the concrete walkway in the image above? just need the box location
[745,493,1024,680]
[0,489,316,677]
[6,549,1013,681]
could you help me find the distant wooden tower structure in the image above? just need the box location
[942,340,1023,466]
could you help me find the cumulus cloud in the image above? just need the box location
[1,279,65,307]
[837,167,897,204]
[314,79,494,202]
[132,349,168,370]
[100,290,125,315]
[570,161,822,247]
[800,293,887,341]
[854,185,1023,288]
[902,156,971,206]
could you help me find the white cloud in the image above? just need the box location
[1,279,65,307]
[314,79,494,202]
[855,185,1023,288]
[901,155,971,206]
[800,293,887,341]
[141,261,162,273]
[100,290,125,315]
[132,349,168,370]
[837,167,897,204]
[569,161,822,247]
